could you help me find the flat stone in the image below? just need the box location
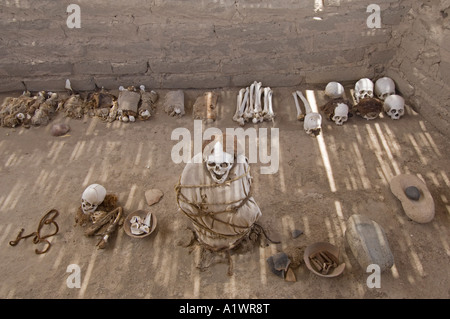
[145,189,164,206]
[266,252,291,278]
[390,174,435,223]
[405,186,420,201]
[291,229,303,238]
[345,214,394,272]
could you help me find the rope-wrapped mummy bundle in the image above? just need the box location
[175,135,262,251]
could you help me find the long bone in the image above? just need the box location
[233,88,245,122]
[234,87,249,126]
[244,83,255,121]
[253,82,263,123]
[266,88,274,121]
[292,91,304,121]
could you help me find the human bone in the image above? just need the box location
[233,88,248,126]
[163,90,185,117]
[332,103,349,126]
[265,87,275,121]
[292,91,304,121]
[263,87,274,121]
[304,113,323,136]
[354,78,374,103]
[320,98,352,125]
[81,184,106,215]
[235,82,274,125]
[296,91,322,136]
[204,141,235,184]
[353,97,383,120]
[130,212,153,235]
[325,82,345,99]
[375,77,396,100]
[252,82,263,123]
[383,94,405,120]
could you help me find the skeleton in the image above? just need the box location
[354,78,374,103]
[325,82,345,99]
[383,94,405,120]
[375,77,396,100]
[81,184,107,215]
[293,91,322,136]
[321,98,351,126]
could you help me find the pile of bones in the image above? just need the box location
[0,80,158,128]
[233,81,275,126]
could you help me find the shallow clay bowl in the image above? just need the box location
[303,242,346,278]
[123,210,157,239]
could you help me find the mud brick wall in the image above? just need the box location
[0,0,406,92]
[386,0,450,136]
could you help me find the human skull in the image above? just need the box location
[332,103,349,126]
[354,78,374,103]
[375,77,396,100]
[81,184,106,215]
[204,142,234,184]
[325,82,345,99]
[304,113,322,136]
[383,95,405,120]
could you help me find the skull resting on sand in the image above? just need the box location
[81,184,106,214]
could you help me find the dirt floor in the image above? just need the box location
[0,87,449,300]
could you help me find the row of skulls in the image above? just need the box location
[324,77,405,124]
[293,76,405,137]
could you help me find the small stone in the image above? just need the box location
[272,252,290,272]
[405,186,420,201]
[50,123,70,136]
[291,229,303,238]
[145,189,164,206]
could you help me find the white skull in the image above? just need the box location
[304,113,322,136]
[205,142,234,184]
[325,82,345,99]
[383,95,405,120]
[81,184,106,215]
[354,78,374,103]
[375,77,396,100]
[332,103,349,126]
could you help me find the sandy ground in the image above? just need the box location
[0,87,449,300]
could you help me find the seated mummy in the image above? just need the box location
[176,135,262,251]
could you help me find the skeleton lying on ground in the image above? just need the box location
[233,81,275,126]
[75,184,124,249]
